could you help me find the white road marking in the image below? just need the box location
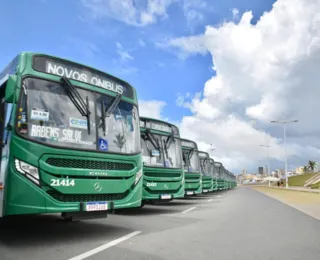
[68,231,141,260]
[208,199,213,202]
[181,207,196,214]
[217,195,221,198]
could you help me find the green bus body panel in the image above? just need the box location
[142,166,184,200]
[5,168,142,215]
[2,52,142,216]
[202,175,213,192]
[4,132,142,215]
[185,173,202,194]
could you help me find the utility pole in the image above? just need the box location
[271,120,298,188]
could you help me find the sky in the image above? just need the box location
[1,0,319,173]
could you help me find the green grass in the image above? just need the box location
[288,173,318,187]
[311,182,320,189]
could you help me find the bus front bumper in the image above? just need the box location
[4,168,142,216]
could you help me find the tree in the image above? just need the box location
[308,160,316,172]
[303,166,308,174]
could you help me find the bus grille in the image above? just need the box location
[144,172,181,178]
[47,190,129,202]
[46,158,134,171]
[185,175,200,180]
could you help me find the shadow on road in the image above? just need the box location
[114,204,183,216]
[0,214,131,248]
[155,201,197,206]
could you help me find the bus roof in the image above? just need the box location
[1,52,136,99]
[180,138,198,150]
[139,117,179,130]
[198,151,209,158]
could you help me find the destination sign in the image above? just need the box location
[140,120,146,128]
[32,56,134,98]
[150,122,171,133]
[181,141,196,148]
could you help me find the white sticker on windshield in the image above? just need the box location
[30,125,94,146]
[30,108,49,121]
[69,118,88,129]
[143,156,151,163]
[151,150,160,157]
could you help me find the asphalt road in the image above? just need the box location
[1,187,320,260]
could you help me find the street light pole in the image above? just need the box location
[210,144,215,158]
[260,144,270,187]
[271,119,298,189]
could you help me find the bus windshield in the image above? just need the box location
[17,77,140,154]
[183,149,200,173]
[141,133,182,168]
[200,157,210,175]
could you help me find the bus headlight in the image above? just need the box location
[134,169,142,185]
[15,159,40,185]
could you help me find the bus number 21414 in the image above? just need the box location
[50,179,75,187]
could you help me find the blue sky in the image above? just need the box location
[0,0,275,121]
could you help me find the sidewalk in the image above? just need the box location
[267,185,320,194]
[254,186,320,221]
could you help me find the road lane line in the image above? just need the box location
[68,231,142,260]
[217,195,221,198]
[181,207,196,214]
[208,199,213,202]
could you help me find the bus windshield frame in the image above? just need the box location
[16,76,141,154]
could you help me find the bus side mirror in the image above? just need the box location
[5,75,17,103]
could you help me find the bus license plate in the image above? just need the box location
[203,189,208,193]
[86,202,108,211]
[161,194,171,200]
[187,191,194,195]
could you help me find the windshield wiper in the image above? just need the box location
[104,94,122,118]
[61,77,91,134]
[165,132,175,149]
[163,132,175,160]
[145,130,161,152]
[100,101,106,136]
[200,158,206,174]
[99,94,122,135]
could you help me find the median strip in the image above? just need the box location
[68,231,142,260]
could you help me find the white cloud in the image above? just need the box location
[183,0,208,27]
[139,39,146,47]
[81,0,211,28]
[139,100,167,120]
[116,42,134,62]
[81,0,175,26]
[160,0,320,172]
[232,8,239,20]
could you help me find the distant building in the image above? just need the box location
[258,167,263,175]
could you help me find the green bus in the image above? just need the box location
[140,117,184,203]
[181,138,202,196]
[0,53,143,220]
[198,151,213,193]
[214,162,224,190]
[209,158,218,191]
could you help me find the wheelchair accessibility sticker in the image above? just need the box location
[98,138,108,151]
